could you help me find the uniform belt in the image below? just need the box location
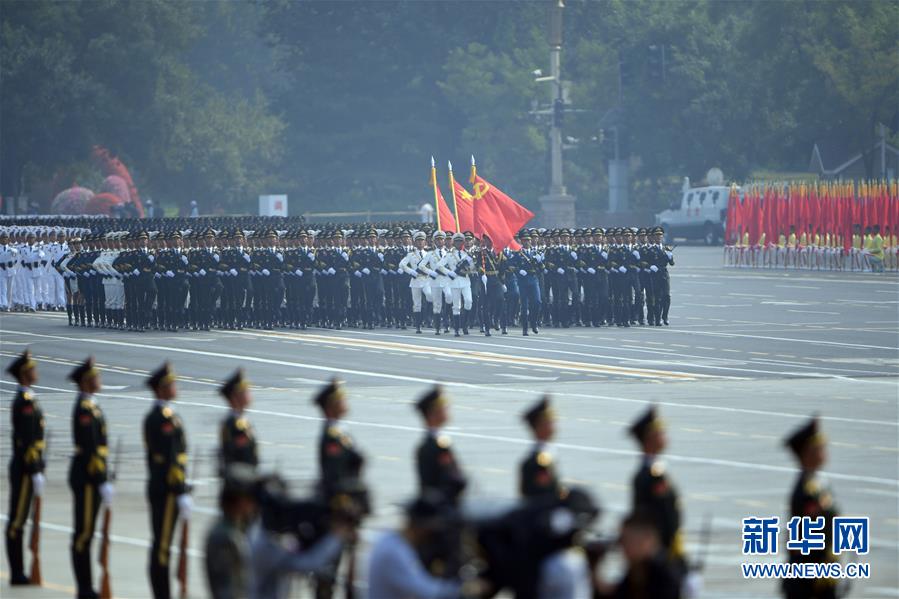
[484,270,498,275]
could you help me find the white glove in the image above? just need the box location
[354,270,362,278]
[570,251,578,259]
[148,255,155,263]
[154,272,161,279]
[618,266,627,273]
[377,252,384,260]
[295,269,302,276]
[327,267,336,275]
[556,268,565,275]
[481,274,488,286]
[181,255,188,264]
[31,473,46,497]
[83,271,91,277]
[165,270,174,278]
[666,251,673,259]
[340,252,349,261]
[682,571,703,598]
[587,267,596,274]
[243,253,251,262]
[632,250,640,259]
[535,255,543,263]
[215,270,223,276]
[601,251,608,259]
[380,269,387,275]
[213,253,220,261]
[519,269,527,277]
[502,284,508,293]
[229,268,237,276]
[262,268,270,276]
[249,270,257,276]
[199,269,206,276]
[99,482,115,506]
[307,252,315,260]
[362,267,370,275]
[276,252,283,261]
[448,271,457,279]
[132,268,139,276]
[650,265,659,272]
[177,494,193,521]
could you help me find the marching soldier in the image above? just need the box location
[436,232,474,337]
[629,406,686,578]
[68,357,113,599]
[218,369,258,473]
[399,231,433,334]
[143,362,191,599]
[507,231,541,336]
[4,350,45,586]
[478,233,506,336]
[782,417,839,599]
[414,386,467,505]
[519,396,562,499]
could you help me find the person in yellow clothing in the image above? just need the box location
[776,230,787,268]
[851,224,863,271]
[787,226,798,268]
[866,226,885,272]
[884,225,897,271]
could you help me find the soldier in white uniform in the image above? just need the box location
[398,231,433,334]
[20,232,43,312]
[45,230,68,310]
[0,230,18,311]
[424,231,451,335]
[436,232,474,336]
[94,232,125,328]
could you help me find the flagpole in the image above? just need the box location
[448,161,461,233]
[430,156,441,230]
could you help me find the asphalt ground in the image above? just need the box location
[1,246,897,599]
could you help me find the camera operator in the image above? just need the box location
[250,475,356,599]
[205,465,259,599]
[366,493,463,599]
[596,511,681,599]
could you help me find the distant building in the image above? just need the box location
[809,138,898,180]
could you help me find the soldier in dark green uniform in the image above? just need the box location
[782,417,839,599]
[218,369,258,473]
[414,386,467,505]
[204,465,258,599]
[143,362,191,599]
[313,378,366,599]
[519,396,562,499]
[628,406,686,577]
[68,357,113,599]
[4,350,45,586]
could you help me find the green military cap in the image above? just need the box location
[220,368,249,399]
[523,395,555,429]
[784,416,825,457]
[69,356,99,385]
[146,362,176,390]
[313,377,345,409]
[629,405,663,443]
[415,385,447,415]
[6,349,36,379]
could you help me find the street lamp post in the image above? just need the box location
[538,0,577,228]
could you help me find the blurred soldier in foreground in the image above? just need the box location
[782,417,839,599]
[4,350,45,586]
[218,369,258,473]
[519,396,562,499]
[143,362,191,599]
[597,511,681,599]
[414,386,467,505]
[205,465,259,599]
[68,357,113,599]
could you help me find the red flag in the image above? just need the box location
[725,186,738,243]
[429,160,456,232]
[452,179,475,232]
[470,175,534,252]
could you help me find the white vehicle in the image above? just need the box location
[654,171,737,245]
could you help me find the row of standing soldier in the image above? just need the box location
[5,349,837,599]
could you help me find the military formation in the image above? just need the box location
[1,217,675,336]
[5,349,841,599]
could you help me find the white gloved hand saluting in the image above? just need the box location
[99,482,115,506]
[177,494,193,521]
[31,473,46,497]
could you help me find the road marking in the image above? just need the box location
[496,374,558,381]
[680,329,896,351]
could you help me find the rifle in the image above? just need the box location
[99,438,123,599]
[177,452,193,599]
[29,431,50,585]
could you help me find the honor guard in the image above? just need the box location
[519,396,562,499]
[4,350,45,586]
[414,386,467,505]
[782,417,839,599]
[398,231,432,334]
[68,357,113,599]
[143,362,191,599]
[629,406,686,576]
[218,369,258,472]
